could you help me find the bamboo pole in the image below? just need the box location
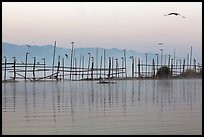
[13,57,16,81]
[91,57,94,80]
[171,59,173,76]
[75,57,77,80]
[168,54,170,68]
[42,58,46,80]
[100,55,102,80]
[96,48,98,79]
[70,42,74,80]
[121,57,124,78]
[104,49,106,79]
[194,58,196,71]
[33,57,36,81]
[79,54,81,80]
[57,56,60,81]
[176,59,178,76]
[87,52,91,79]
[138,58,140,78]
[108,57,111,80]
[190,46,192,70]
[62,58,64,80]
[82,56,84,79]
[183,59,185,74]
[112,57,114,78]
[187,53,189,70]
[179,60,181,75]
[116,58,118,78]
[4,56,7,81]
[152,59,155,77]
[124,49,127,78]
[52,41,57,81]
[25,52,29,81]
[135,57,137,78]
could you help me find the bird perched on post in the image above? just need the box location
[164,12,185,18]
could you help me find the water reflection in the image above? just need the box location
[2,79,202,134]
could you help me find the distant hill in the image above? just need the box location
[2,42,182,76]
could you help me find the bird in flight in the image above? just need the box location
[158,42,164,45]
[65,54,68,58]
[164,12,185,18]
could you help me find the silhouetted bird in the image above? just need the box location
[21,61,25,64]
[158,42,164,45]
[65,54,68,58]
[26,45,31,47]
[164,12,185,18]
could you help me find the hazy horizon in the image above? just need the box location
[2,2,202,61]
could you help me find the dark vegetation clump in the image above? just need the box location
[156,66,171,78]
[180,69,202,78]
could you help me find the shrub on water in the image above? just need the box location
[156,66,171,78]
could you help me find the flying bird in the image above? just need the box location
[158,42,164,45]
[164,12,185,18]
[65,54,68,58]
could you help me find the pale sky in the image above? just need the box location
[2,2,202,60]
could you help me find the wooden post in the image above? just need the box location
[179,60,181,75]
[62,58,64,80]
[175,59,178,76]
[108,57,111,80]
[183,59,185,74]
[4,56,7,81]
[57,56,60,81]
[141,59,143,78]
[82,56,84,80]
[116,59,118,78]
[91,57,94,80]
[33,57,36,81]
[87,53,91,79]
[171,59,173,76]
[121,57,124,78]
[138,58,140,78]
[96,48,98,79]
[190,46,192,70]
[168,54,170,68]
[70,42,74,80]
[104,49,106,79]
[42,58,46,80]
[79,54,81,80]
[135,58,137,78]
[152,59,155,77]
[194,58,196,71]
[25,52,29,81]
[112,57,114,78]
[52,41,57,81]
[100,55,102,80]
[173,48,176,66]
[187,53,189,70]
[130,56,134,78]
[156,54,158,77]
[124,49,127,78]
[145,53,147,78]
[75,57,77,80]
[13,57,16,81]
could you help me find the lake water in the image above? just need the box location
[2,79,202,135]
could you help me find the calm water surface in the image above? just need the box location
[2,79,202,135]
